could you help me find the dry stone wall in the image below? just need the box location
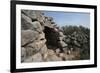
[21,10,86,63]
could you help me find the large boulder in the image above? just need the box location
[38,32,46,40]
[25,32,47,55]
[21,30,39,46]
[22,10,38,21]
[21,13,43,32]
[31,21,43,33]
[21,13,33,30]
[26,40,46,53]
[22,10,45,23]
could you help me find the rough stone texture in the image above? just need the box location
[45,49,62,61]
[21,47,26,62]
[24,53,43,62]
[31,21,43,33]
[21,13,33,30]
[21,10,89,63]
[45,54,62,61]
[40,45,48,55]
[21,30,39,46]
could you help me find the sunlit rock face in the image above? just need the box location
[21,10,90,63]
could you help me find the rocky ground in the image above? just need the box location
[21,10,90,63]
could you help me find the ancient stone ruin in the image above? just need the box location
[21,10,90,62]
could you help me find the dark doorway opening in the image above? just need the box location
[43,26,59,49]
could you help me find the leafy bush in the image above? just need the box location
[61,25,90,60]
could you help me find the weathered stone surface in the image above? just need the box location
[22,31,47,58]
[22,10,46,23]
[22,10,38,21]
[44,21,54,28]
[21,13,33,30]
[21,15,43,32]
[25,47,35,57]
[43,49,62,61]
[21,11,44,32]
[21,30,39,46]
[59,53,65,58]
[26,40,46,54]
[31,21,43,33]
[63,54,75,60]
[21,47,26,62]
[46,54,62,61]
[40,45,48,54]
[38,32,46,40]
[45,55,62,61]
[37,14,45,23]
[58,53,75,60]
[24,53,43,62]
